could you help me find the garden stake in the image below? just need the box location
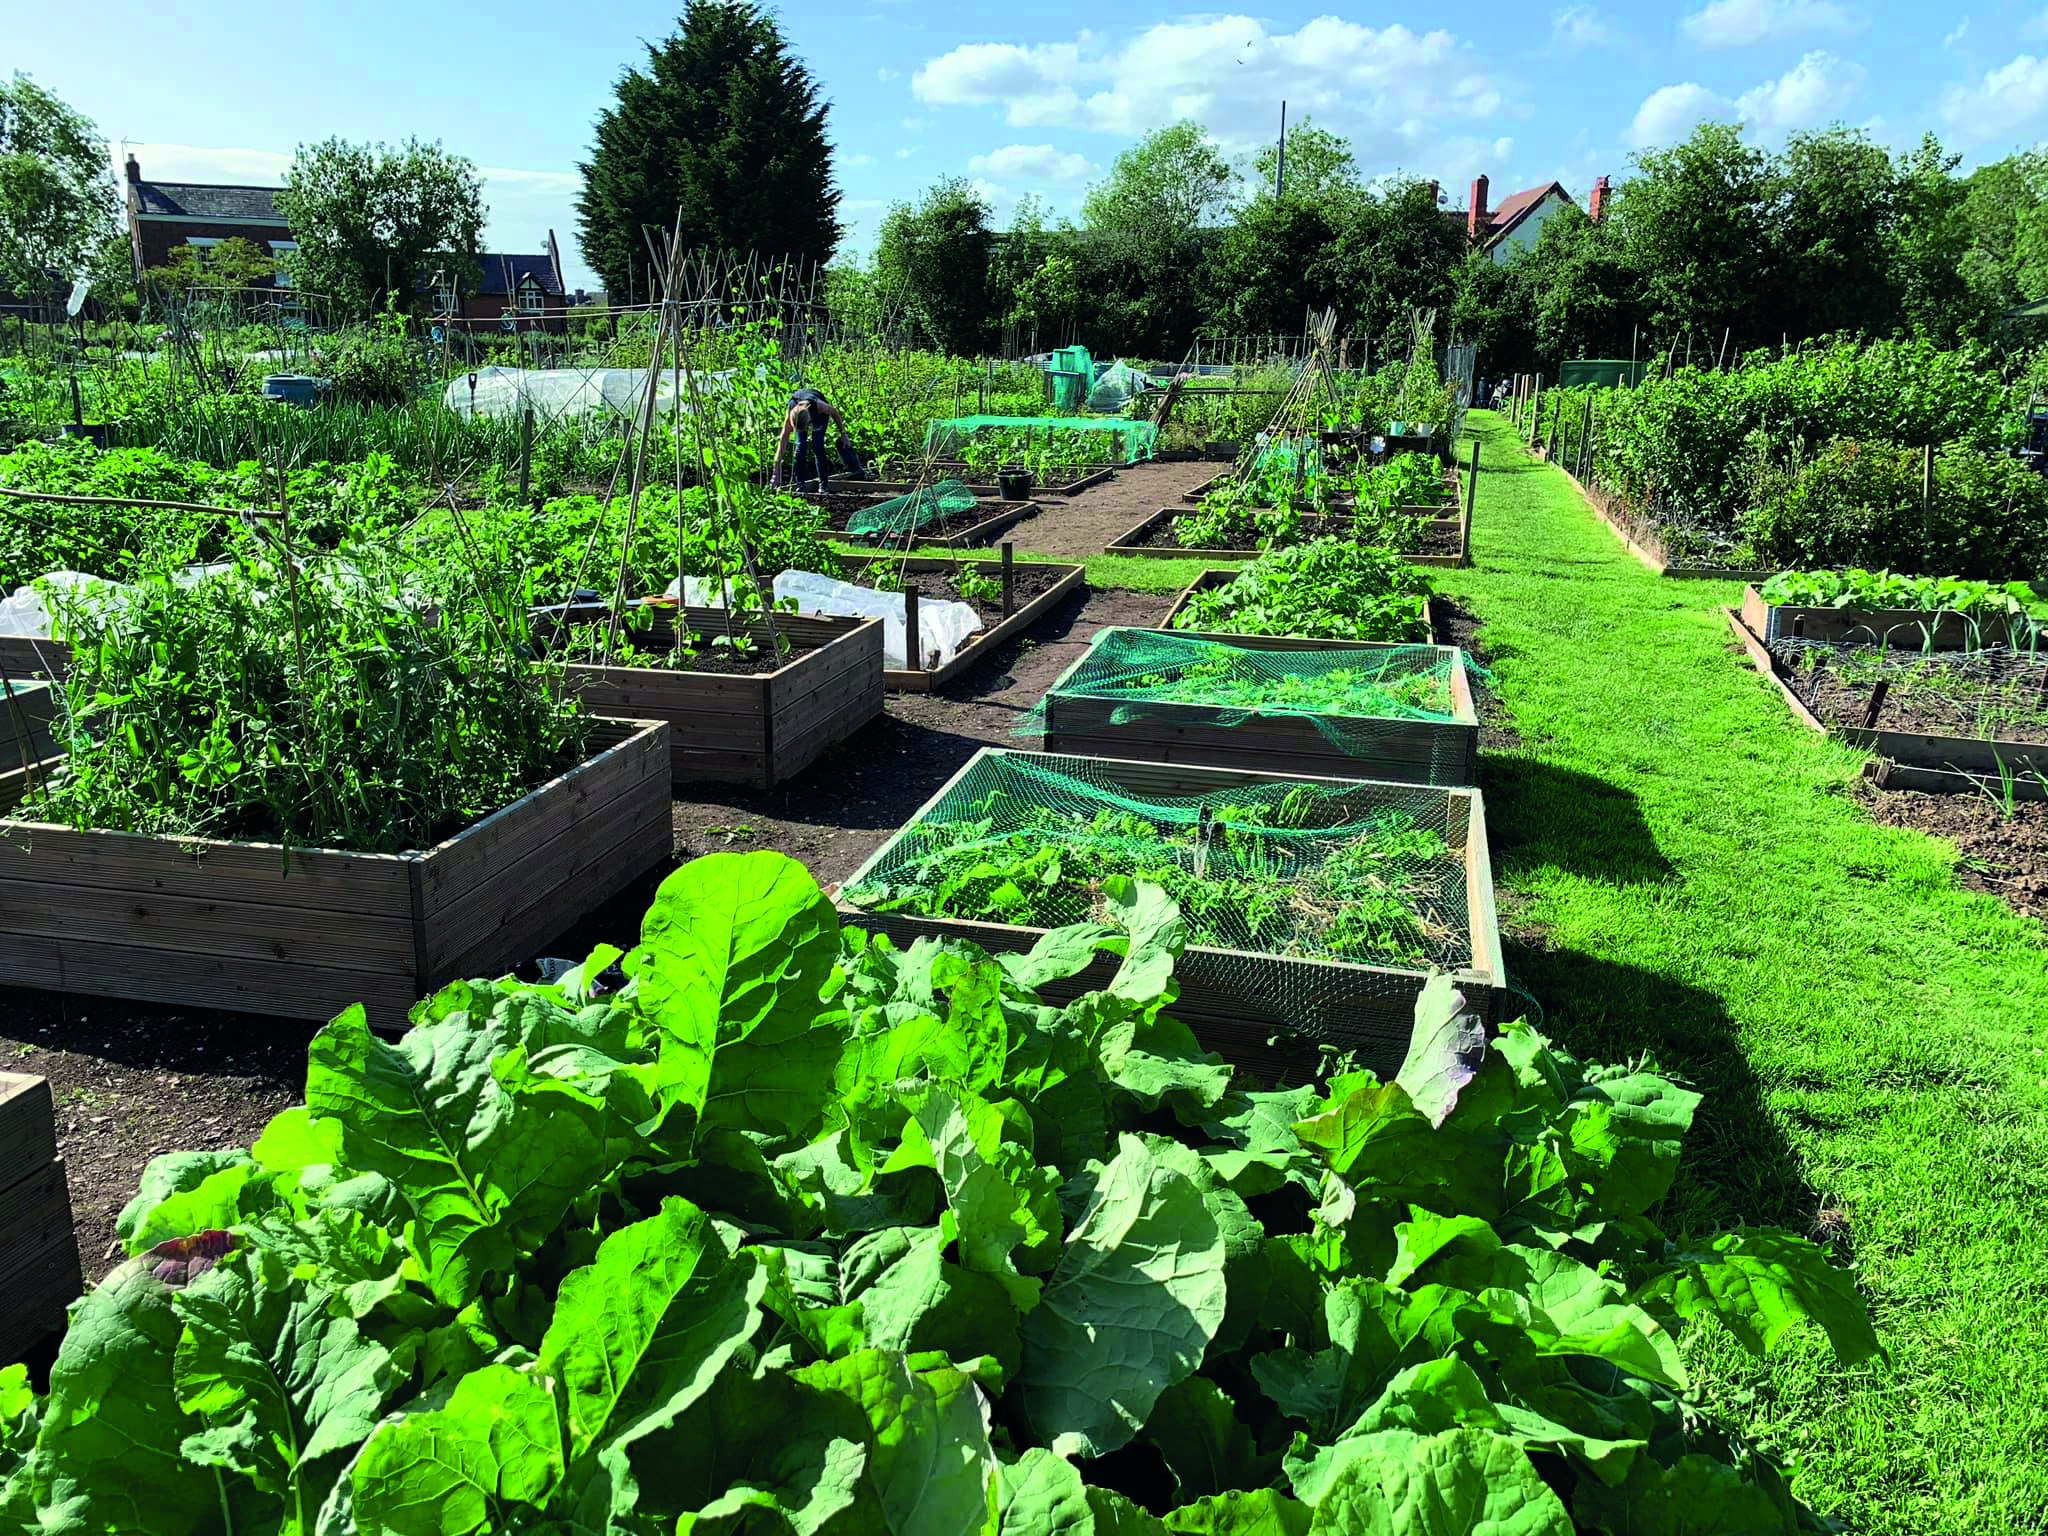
[1002,541,1014,618]
[1861,679,1890,729]
[905,585,922,671]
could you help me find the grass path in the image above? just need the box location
[1444,411,2048,1533]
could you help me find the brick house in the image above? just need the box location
[1441,174,1612,262]
[124,153,569,329]
[123,155,298,293]
[431,237,570,333]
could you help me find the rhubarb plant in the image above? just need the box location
[0,853,1878,1534]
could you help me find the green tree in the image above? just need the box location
[1520,205,1643,363]
[1321,178,1466,358]
[577,0,838,299]
[276,138,485,313]
[0,74,123,302]
[1081,121,1236,354]
[1616,121,1773,347]
[1250,120,1361,208]
[1200,196,1345,337]
[873,177,991,353]
[1766,127,1900,341]
[1888,135,1982,343]
[145,236,277,298]
[1449,249,1538,379]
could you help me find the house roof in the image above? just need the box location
[474,253,564,297]
[132,180,286,223]
[1450,181,1573,250]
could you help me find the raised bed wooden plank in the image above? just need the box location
[829,499,1041,551]
[835,748,1502,1079]
[0,1075,85,1364]
[831,555,1088,692]
[1040,630,1479,786]
[0,719,670,1024]
[549,608,883,790]
[1161,570,1448,647]
[1725,606,2048,783]
[1738,584,2036,650]
[0,679,58,771]
[1562,466,1772,582]
[1109,507,1467,569]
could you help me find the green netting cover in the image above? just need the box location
[846,478,979,539]
[924,415,1159,464]
[1019,627,1475,779]
[842,750,1473,1040]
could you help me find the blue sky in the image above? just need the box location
[13,0,2048,292]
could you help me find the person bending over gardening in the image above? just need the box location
[771,388,867,490]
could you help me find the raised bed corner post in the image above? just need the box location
[1002,541,1015,618]
[905,585,923,672]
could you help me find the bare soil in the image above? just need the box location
[1852,780,2048,923]
[1782,647,2048,746]
[0,584,1170,1297]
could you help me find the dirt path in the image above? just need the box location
[0,585,1170,1294]
[1013,460,1227,556]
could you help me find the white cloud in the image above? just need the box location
[899,116,926,132]
[843,152,876,167]
[877,66,900,81]
[895,146,916,159]
[965,144,1094,181]
[1630,83,1732,146]
[1551,6,1612,51]
[1945,18,1972,50]
[1680,0,1861,48]
[1940,52,2048,142]
[1733,50,1867,132]
[911,18,1513,166]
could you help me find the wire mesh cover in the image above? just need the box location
[923,415,1160,464]
[1019,628,1474,778]
[845,479,980,538]
[844,751,1474,1039]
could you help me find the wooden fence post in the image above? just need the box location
[1528,377,1543,447]
[1465,437,1481,524]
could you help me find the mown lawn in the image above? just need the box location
[1440,410,2048,1533]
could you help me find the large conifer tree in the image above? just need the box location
[576,1,840,296]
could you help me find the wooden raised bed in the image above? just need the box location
[0,717,673,1024]
[832,554,1086,691]
[1558,464,1773,582]
[1738,584,2037,650]
[829,497,1040,551]
[1724,607,2048,797]
[1041,629,1479,786]
[0,1074,81,1366]
[1109,506,1469,569]
[810,467,1113,498]
[548,607,882,789]
[836,749,1504,1081]
[0,677,58,770]
[1162,570,1445,646]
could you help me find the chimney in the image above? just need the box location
[1589,174,1610,222]
[1468,175,1489,241]
[1426,179,1440,207]
[124,154,141,184]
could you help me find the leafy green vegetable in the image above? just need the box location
[1,852,1879,1534]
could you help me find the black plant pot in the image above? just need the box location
[998,469,1034,500]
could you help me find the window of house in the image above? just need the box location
[517,276,545,314]
[184,237,221,268]
[268,240,297,288]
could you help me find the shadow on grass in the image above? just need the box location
[1503,940,1824,1241]
[1481,754,1676,886]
